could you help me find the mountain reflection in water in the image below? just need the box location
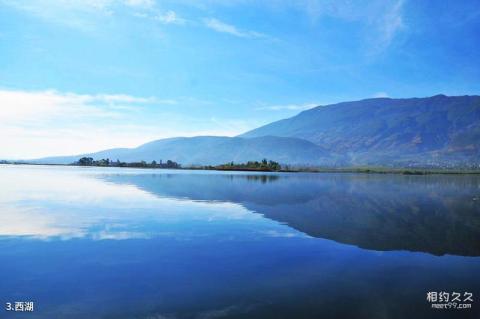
[102,172,480,256]
[1,166,480,319]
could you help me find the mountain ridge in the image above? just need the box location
[35,135,340,166]
[31,94,480,167]
[241,94,480,166]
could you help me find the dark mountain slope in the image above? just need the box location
[32,95,480,167]
[241,95,480,166]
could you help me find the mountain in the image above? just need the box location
[241,95,480,166]
[36,136,339,166]
[34,94,480,167]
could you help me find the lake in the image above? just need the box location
[0,165,479,319]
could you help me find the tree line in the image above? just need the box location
[211,159,282,171]
[73,157,281,171]
[74,157,181,169]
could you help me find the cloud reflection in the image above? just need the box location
[0,165,269,240]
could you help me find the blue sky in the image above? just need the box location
[1,0,479,158]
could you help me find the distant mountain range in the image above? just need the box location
[242,94,480,167]
[34,95,480,167]
[36,136,340,166]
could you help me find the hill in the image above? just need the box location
[36,136,339,166]
[32,95,480,168]
[241,95,480,167]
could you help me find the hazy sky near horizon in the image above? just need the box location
[1,0,479,158]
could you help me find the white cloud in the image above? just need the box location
[0,89,154,122]
[1,0,113,31]
[299,0,406,54]
[256,103,319,111]
[372,92,389,98]
[123,0,154,8]
[0,89,161,158]
[155,10,185,25]
[371,0,405,54]
[0,0,157,30]
[268,0,406,53]
[0,89,252,159]
[204,18,244,37]
[203,18,266,39]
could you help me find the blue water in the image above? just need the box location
[0,165,479,318]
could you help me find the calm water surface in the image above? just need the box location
[0,165,479,319]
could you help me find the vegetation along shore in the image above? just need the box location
[1,158,480,175]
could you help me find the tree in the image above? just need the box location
[77,157,94,166]
[268,160,281,171]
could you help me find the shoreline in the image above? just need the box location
[2,162,480,175]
